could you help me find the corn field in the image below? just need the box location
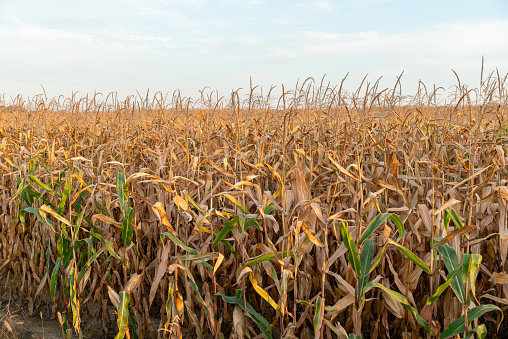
[0,72,508,338]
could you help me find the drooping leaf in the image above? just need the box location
[366,282,431,334]
[217,292,272,339]
[162,231,199,255]
[78,246,107,281]
[90,232,123,262]
[168,264,210,315]
[440,304,502,339]
[427,266,461,304]
[244,251,294,267]
[443,208,464,233]
[431,225,476,248]
[221,193,249,214]
[28,175,55,195]
[369,243,387,274]
[250,273,281,313]
[388,239,430,274]
[302,221,324,248]
[40,205,72,226]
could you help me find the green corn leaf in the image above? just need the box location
[116,172,129,216]
[440,304,502,339]
[244,218,262,231]
[11,175,27,201]
[244,251,294,267]
[358,239,375,306]
[179,253,219,262]
[212,216,239,247]
[469,254,482,302]
[182,191,205,215]
[360,239,375,278]
[221,193,249,214]
[75,207,86,232]
[388,213,405,241]
[314,297,324,337]
[436,241,465,304]
[388,239,430,274]
[369,243,387,274]
[427,266,461,304]
[359,213,404,246]
[114,291,130,339]
[161,231,199,255]
[216,292,272,339]
[462,253,471,283]
[28,175,55,195]
[466,324,487,339]
[57,173,72,215]
[220,239,239,257]
[340,221,361,278]
[178,253,215,271]
[128,304,138,339]
[50,258,62,300]
[121,207,134,247]
[78,246,107,281]
[264,204,278,215]
[366,282,431,334]
[444,208,463,233]
[25,206,46,222]
[90,232,123,262]
[69,265,81,333]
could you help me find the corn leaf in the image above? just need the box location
[436,241,465,304]
[388,239,430,274]
[466,324,487,339]
[50,258,62,300]
[250,273,281,313]
[427,266,461,304]
[245,251,294,267]
[366,282,431,334]
[340,221,361,278]
[440,304,502,339]
[314,297,324,338]
[121,207,134,247]
[212,216,239,247]
[443,208,463,233]
[359,213,404,246]
[114,291,130,339]
[216,292,272,339]
[162,231,199,255]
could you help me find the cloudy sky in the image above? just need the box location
[0,0,507,101]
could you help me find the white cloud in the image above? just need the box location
[259,20,508,59]
[296,0,336,12]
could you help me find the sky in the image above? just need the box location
[0,0,507,103]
